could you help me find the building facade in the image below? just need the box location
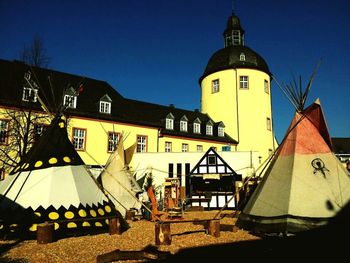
[0,13,276,206]
[200,13,277,162]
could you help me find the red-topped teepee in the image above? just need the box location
[236,65,350,234]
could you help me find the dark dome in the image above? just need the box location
[199,45,271,82]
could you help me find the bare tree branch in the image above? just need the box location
[19,34,51,68]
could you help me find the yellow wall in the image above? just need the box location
[67,116,234,167]
[158,135,232,153]
[201,68,276,162]
[67,116,159,165]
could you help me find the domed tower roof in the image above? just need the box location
[200,13,271,82]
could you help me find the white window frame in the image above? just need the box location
[166,118,174,130]
[137,135,147,153]
[108,132,119,152]
[239,53,246,61]
[239,76,249,89]
[100,101,111,114]
[64,94,77,109]
[0,120,9,145]
[182,143,188,152]
[267,117,272,131]
[206,124,213,136]
[73,128,86,150]
[212,79,220,93]
[197,145,203,152]
[22,87,38,102]
[193,122,201,134]
[218,126,225,137]
[180,120,188,132]
[165,141,172,152]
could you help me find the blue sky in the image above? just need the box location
[1,0,349,143]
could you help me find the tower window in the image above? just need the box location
[267,117,271,131]
[233,30,241,45]
[239,53,246,61]
[264,80,269,94]
[212,79,220,93]
[239,76,249,89]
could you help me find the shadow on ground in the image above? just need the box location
[156,202,350,262]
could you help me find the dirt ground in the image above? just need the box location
[0,210,260,263]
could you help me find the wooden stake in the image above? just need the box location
[207,219,220,237]
[125,210,136,221]
[155,223,171,245]
[37,221,54,244]
[109,217,121,235]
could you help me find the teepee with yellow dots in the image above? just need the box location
[0,114,128,238]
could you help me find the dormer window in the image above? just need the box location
[63,87,77,109]
[218,122,225,137]
[180,115,188,132]
[22,87,38,102]
[193,118,201,134]
[165,113,174,130]
[99,94,112,114]
[206,120,213,136]
[239,52,246,61]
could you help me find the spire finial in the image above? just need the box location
[232,0,236,16]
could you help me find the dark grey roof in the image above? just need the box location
[332,138,350,154]
[0,59,237,144]
[223,14,245,35]
[199,45,271,82]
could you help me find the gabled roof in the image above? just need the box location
[0,59,236,144]
[190,147,237,175]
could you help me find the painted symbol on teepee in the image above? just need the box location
[311,158,329,178]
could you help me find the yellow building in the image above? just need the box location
[0,58,236,179]
[200,13,277,162]
[0,12,277,181]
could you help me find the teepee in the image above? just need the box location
[0,115,128,237]
[236,66,350,234]
[100,137,142,217]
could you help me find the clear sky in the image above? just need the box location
[1,0,349,143]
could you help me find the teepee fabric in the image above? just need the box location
[0,115,127,236]
[236,100,350,234]
[101,138,142,217]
